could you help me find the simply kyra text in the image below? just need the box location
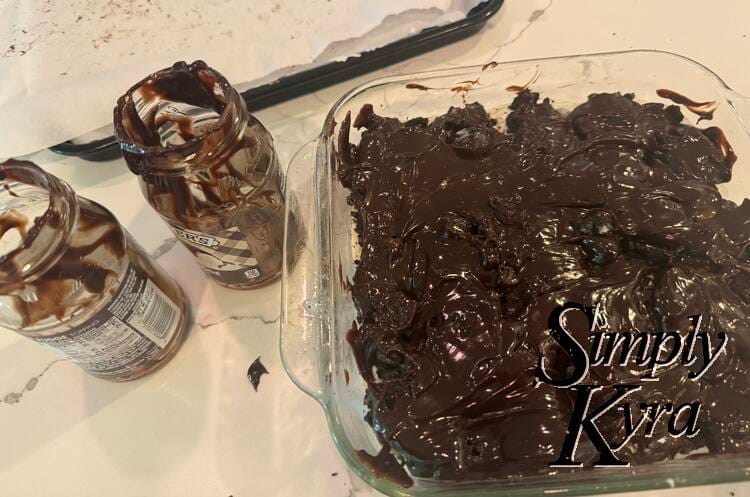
[536,302,727,467]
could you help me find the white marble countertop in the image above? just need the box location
[1,0,748,496]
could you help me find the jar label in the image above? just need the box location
[34,265,182,378]
[169,224,262,284]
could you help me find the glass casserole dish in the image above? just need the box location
[280,49,750,496]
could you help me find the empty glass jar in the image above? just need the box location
[114,60,295,289]
[0,160,189,381]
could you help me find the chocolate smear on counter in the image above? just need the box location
[405,83,431,91]
[247,356,269,391]
[657,88,718,122]
[481,61,499,71]
[338,90,750,480]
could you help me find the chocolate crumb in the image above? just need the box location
[247,357,269,392]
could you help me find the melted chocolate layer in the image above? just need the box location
[338,92,750,480]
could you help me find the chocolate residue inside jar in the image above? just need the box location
[118,60,227,149]
[0,160,189,381]
[338,91,750,481]
[114,61,296,289]
[0,161,169,328]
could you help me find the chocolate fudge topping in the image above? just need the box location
[0,161,123,325]
[338,91,750,481]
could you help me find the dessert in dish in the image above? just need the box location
[337,90,750,480]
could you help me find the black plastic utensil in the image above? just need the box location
[48,0,503,161]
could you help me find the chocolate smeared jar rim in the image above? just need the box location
[113,60,244,177]
[0,160,78,292]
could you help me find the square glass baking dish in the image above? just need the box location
[280,49,750,496]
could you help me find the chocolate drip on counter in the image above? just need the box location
[114,61,293,288]
[247,356,269,392]
[338,91,750,481]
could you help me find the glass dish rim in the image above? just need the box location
[301,49,750,497]
[321,49,745,141]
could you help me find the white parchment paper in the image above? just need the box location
[0,0,480,157]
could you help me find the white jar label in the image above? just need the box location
[169,224,262,284]
[34,265,182,378]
